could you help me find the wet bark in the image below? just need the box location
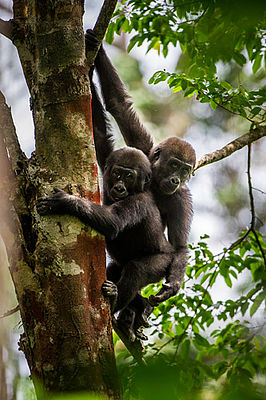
[0,1,121,398]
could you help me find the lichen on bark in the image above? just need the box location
[0,1,122,397]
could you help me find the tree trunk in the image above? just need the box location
[0,1,121,397]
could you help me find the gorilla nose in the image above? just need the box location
[170,176,180,186]
[114,183,126,194]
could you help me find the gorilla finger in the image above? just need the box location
[53,187,64,194]
[148,295,161,306]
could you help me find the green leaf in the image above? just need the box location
[184,87,197,97]
[173,86,182,93]
[127,35,139,53]
[210,99,217,110]
[233,52,246,66]
[241,302,249,316]
[221,81,233,90]
[193,333,210,348]
[252,53,263,74]
[224,275,232,288]
[250,291,265,316]
[251,106,261,116]
[106,22,115,44]
[181,79,188,90]
[180,339,190,360]
[214,361,228,377]
[122,18,130,33]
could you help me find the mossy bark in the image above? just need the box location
[0,1,121,397]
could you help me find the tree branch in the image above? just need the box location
[194,125,266,171]
[0,91,27,173]
[0,18,12,39]
[247,144,266,265]
[0,305,20,319]
[87,0,118,68]
[0,93,26,271]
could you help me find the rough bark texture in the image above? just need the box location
[0,1,121,398]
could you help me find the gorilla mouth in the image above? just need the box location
[160,180,180,195]
[110,189,128,202]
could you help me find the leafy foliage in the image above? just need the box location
[108,0,266,73]
[149,71,266,122]
[107,0,266,123]
[105,2,266,397]
[116,232,266,398]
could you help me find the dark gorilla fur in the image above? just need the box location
[37,147,178,339]
[85,30,196,335]
[86,31,196,294]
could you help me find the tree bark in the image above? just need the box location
[0,1,121,397]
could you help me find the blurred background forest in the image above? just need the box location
[0,0,265,399]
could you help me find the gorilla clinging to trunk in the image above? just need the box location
[37,145,180,339]
[86,30,196,307]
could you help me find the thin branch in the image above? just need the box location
[247,144,256,229]
[86,0,118,68]
[0,18,12,39]
[194,125,266,171]
[247,144,266,265]
[0,305,20,319]
[0,91,27,173]
[252,187,266,195]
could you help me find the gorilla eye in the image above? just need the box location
[171,161,178,169]
[153,148,161,161]
[112,170,121,179]
[181,167,191,179]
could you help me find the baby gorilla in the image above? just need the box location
[37,147,176,337]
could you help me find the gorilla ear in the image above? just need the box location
[153,148,161,161]
[145,172,152,185]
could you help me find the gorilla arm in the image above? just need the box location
[37,188,148,240]
[86,30,153,156]
[90,73,114,172]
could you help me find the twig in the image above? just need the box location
[252,187,266,195]
[194,126,266,171]
[0,305,20,319]
[86,0,118,69]
[0,18,12,39]
[0,91,27,174]
[247,144,266,265]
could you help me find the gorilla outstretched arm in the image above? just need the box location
[90,73,114,172]
[86,30,154,156]
[37,188,149,240]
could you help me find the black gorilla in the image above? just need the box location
[37,147,178,334]
[86,30,196,307]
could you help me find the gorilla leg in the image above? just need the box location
[114,253,172,312]
[149,251,185,305]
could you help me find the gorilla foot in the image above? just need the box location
[149,282,180,306]
[135,327,148,341]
